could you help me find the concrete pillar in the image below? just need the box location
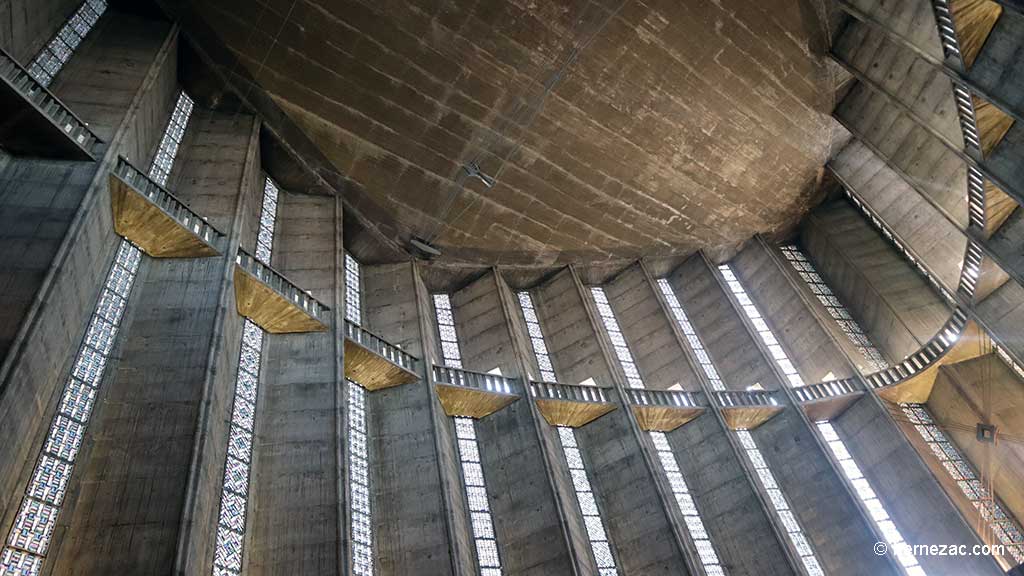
[359,262,465,575]
[42,109,261,574]
[0,13,177,543]
[532,266,693,575]
[745,237,1004,575]
[447,270,579,575]
[644,261,800,576]
[247,191,343,574]
[680,252,895,576]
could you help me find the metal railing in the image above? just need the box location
[114,157,224,249]
[236,249,330,322]
[712,390,780,408]
[432,365,517,395]
[528,380,613,403]
[793,378,862,403]
[624,388,703,408]
[0,46,100,153]
[343,319,417,372]
[862,309,969,389]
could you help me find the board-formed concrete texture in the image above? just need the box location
[2,1,1024,575]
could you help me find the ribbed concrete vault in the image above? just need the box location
[187,0,836,266]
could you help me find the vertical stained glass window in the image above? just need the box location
[0,88,194,576]
[344,253,373,575]
[557,426,618,576]
[27,0,107,87]
[658,277,824,575]
[432,294,503,576]
[589,286,721,575]
[212,176,279,576]
[149,92,194,187]
[516,292,556,382]
[345,254,361,326]
[779,246,888,372]
[901,405,1023,564]
[0,243,140,576]
[588,287,643,390]
[349,381,373,575]
[719,264,923,576]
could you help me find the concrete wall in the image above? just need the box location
[970,9,1024,114]
[45,110,260,573]
[361,262,459,575]
[451,271,578,575]
[0,12,177,539]
[834,396,1003,575]
[531,269,615,388]
[499,271,595,574]
[802,201,952,363]
[834,83,969,226]
[0,0,80,62]
[665,412,795,576]
[669,256,782,392]
[248,192,341,574]
[831,140,967,292]
[731,241,857,384]
[839,0,944,60]
[603,265,702,392]
[573,404,692,575]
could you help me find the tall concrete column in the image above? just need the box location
[737,237,1004,575]
[42,108,262,575]
[494,268,594,575]
[637,260,801,576]
[681,252,896,576]
[0,11,178,548]
[527,266,692,575]
[246,191,343,574]
[359,262,466,575]
[445,269,580,575]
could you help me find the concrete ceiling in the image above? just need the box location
[188,0,837,266]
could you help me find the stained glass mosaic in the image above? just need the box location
[345,254,362,325]
[349,381,374,575]
[902,404,1024,563]
[27,0,107,86]
[558,426,618,574]
[434,293,504,574]
[779,246,888,372]
[149,92,194,186]
[212,174,279,575]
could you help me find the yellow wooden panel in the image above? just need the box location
[720,405,783,431]
[952,0,1003,69]
[631,405,704,432]
[801,392,864,423]
[343,339,418,391]
[984,180,1018,238]
[878,322,990,404]
[973,95,1014,158]
[435,383,518,418]
[535,398,616,428]
[235,266,328,334]
[110,174,219,258]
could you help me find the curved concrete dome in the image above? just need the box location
[191,0,836,266]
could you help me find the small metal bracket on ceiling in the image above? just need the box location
[463,161,496,188]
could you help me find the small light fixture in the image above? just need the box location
[977,423,997,443]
